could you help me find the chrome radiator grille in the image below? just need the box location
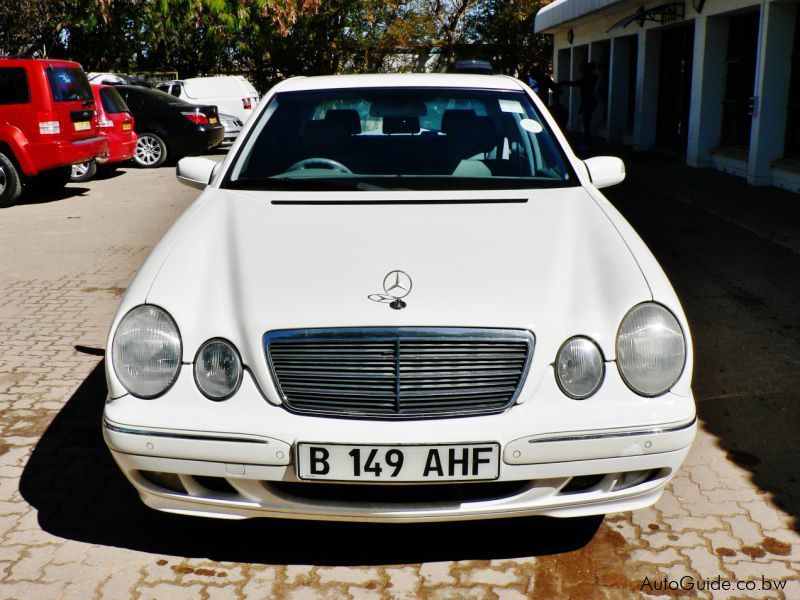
[264,328,534,419]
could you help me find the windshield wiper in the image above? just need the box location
[355,182,409,191]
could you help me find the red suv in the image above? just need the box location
[0,58,108,207]
[71,83,137,182]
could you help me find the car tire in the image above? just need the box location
[134,133,168,168]
[0,152,23,208]
[29,166,70,193]
[70,161,97,182]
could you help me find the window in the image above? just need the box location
[784,10,800,158]
[118,89,144,112]
[46,67,92,102]
[0,68,29,105]
[227,87,574,191]
[100,87,130,114]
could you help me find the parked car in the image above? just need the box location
[217,112,243,148]
[156,76,258,123]
[88,72,152,87]
[71,83,137,182]
[0,58,108,207]
[114,85,224,168]
[103,73,696,522]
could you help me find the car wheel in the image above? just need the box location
[0,152,23,208]
[134,133,168,168]
[70,161,97,182]
[29,166,70,193]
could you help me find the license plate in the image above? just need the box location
[209,117,218,124]
[122,123,132,131]
[74,121,90,131]
[296,442,500,482]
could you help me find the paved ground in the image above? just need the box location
[0,158,798,599]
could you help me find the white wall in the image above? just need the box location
[541,0,800,193]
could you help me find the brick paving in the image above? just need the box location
[0,161,798,599]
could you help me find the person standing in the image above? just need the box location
[525,61,568,130]
[526,61,556,101]
[561,61,598,150]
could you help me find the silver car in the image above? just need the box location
[217,112,243,148]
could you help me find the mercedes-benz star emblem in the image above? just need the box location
[368,270,412,310]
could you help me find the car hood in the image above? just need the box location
[144,187,652,403]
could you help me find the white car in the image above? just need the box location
[103,73,696,522]
[156,76,259,123]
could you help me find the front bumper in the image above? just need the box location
[103,369,696,521]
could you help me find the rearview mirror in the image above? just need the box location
[176,157,217,190]
[583,156,626,189]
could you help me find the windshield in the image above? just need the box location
[226,87,573,191]
[46,67,92,102]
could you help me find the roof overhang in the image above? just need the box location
[534,0,630,33]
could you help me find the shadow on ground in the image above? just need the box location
[93,167,128,181]
[19,362,602,565]
[601,151,800,532]
[17,185,90,206]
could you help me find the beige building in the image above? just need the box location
[535,0,800,193]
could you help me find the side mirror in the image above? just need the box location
[583,156,626,189]
[176,157,218,190]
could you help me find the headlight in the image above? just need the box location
[112,305,182,398]
[616,303,686,397]
[555,337,605,399]
[194,339,242,400]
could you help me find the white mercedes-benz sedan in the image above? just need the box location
[103,73,696,522]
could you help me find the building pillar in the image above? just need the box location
[748,1,797,185]
[633,29,660,151]
[607,36,633,143]
[552,46,562,86]
[686,15,727,168]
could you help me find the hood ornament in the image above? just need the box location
[369,270,412,310]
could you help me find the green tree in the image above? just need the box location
[463,0,552,76]
[0,0,553,90]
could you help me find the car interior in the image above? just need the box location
[232,89,570,184]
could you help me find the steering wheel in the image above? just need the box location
[287,157,352,174]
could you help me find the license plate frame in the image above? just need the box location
[296,442,501,483]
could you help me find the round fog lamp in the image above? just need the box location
[555,337,605,399]
[194,339,242,400]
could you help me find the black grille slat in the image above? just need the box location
[399,353,528,360]
[281,386,397,398]
[400,370,522,380]
[265,328,533,419]
[399,387,517,399]
[276,372,396,381]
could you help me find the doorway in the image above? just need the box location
[720,10,760,148]
[656,22,695,153]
